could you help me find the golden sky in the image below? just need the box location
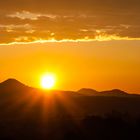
[0,0,140,93]
[0,41,140,93]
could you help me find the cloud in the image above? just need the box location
[7,11,58,20]
[0,0,139,44]
[0,24,32,29]
[0,24,33,33]
[0,33,139,46]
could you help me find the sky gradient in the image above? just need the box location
[0,0,140,93]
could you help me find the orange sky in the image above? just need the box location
[0,0,140,93]
[0,41,140,93]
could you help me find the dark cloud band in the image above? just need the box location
[0,0,140,44]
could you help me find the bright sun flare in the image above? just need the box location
[41,74,56,89]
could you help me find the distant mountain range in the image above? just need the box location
[1,79,140,139]
[77,88,131,96]
[0,79,139,97]
[0,78,140,121]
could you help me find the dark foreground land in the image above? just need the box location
[0,79,140,140]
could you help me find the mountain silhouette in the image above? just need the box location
[0,78,30,94]
[0,79,140,140]
[0,79,138,97]
[0,79,140,118]
[0,78,28,88]
[78,88,129,96]
[1,78,26,87]
[78,88,98,95]
[100,89,128,96]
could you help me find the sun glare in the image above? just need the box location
[40,74,56,89]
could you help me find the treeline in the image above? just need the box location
[0,112,140,140]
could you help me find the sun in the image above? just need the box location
[40,74,56,89]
